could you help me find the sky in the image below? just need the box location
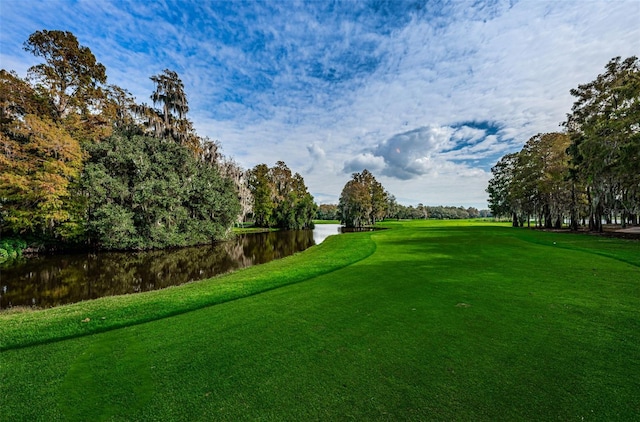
[1,0,638,208]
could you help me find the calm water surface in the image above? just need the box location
[0,225,343,309]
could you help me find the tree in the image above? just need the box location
[488,58,639,230]
[0,69,52,120]
[417,203,428,219]
[486,153,520,226]
[565,56,640,230]
[289,172,317,229]
[2,30,244,250]
[368,172,387,224]
[338,177,370,228]
[21,30,117,145]
[247,164,274,227]
[151,69,189,127]
[317,204,339,220]
[135,69,200,153]
[487,133,572,229]
[102,84,138,131]
[247,161,316,229]
[0,114,82,237]
[515,133,571,228]
[385,194,399,220]
[1,69,85,238]
[466,207,480,218]
[23,30,107,121]
[82,130,239,249]
[217,156,253,225]
[338,169,388,228]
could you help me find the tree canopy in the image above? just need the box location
[24,30,107,121]
[247,161,316,230]
[82,131,239,249]
[1,30,246,250]
[338,169,388,228]
[134,69,201,154]
[488,56,639,230]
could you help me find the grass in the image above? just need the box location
[1,220,639,420]
[0,232,376,350]
[231,223,278,234]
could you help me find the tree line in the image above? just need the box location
[388,204,489,220]
[320,200,490,223]
[0,30,315,251]
[487,56,639,231]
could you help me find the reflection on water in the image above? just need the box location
[0,226,342,309]
[311,224,343,244]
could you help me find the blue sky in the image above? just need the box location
[1,0,638,208]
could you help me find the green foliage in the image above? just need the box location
[247,163,274,227]
[1,31,244,250]
[82,131,240,249]
[247,161,316,229]
[487,133,572,228]
[0,113,83,238]
[0,237,27,262]
[566,56,640,230]
[389,203,486,220]
[1,32,110,240]
[489,56,640,231]
[134,69,201,154]
[316,203,338,220]
[338,169,388,227]
[23,30,107,121]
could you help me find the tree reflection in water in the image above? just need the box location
[0,228,329,309]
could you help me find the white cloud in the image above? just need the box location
[371,126,454,179]
[343,153,386,174]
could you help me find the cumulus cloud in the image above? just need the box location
[371,126,453,179]
[357,124,506,180]
[343,153,386,174]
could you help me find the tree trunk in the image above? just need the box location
[569,182,578,231]
[544,204,553,229]
[595,203,603,232]
[587,187,597,231]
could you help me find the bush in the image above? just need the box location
[0,238,27,262]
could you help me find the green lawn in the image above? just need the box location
[1,220,639,420]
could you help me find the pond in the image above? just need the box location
[0,224,343,310]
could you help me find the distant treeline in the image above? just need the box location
[317,203,491,221]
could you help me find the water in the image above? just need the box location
[0,225,343,310]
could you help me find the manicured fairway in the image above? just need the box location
[1,221,639,420]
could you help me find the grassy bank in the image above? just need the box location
[0,232,376,350]
[1,220,639,420]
